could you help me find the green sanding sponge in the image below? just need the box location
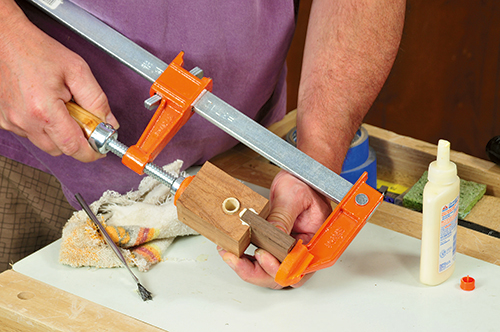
[402,171,487,219]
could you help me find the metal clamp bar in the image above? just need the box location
[193,91,353,203]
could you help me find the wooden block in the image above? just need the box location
[227,157,281,189]
[0,270,164,331]
[240,209,296,262]
[464,195,500,232]
[176,162,270,257]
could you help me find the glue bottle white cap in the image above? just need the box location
[428,140,457,185]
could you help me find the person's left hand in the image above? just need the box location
[217,170,332,289]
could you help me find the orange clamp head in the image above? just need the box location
[275,240,314,286]
[174,175,195,206]
[122,52,213,174]
[275,172,383,287]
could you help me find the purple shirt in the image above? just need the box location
[1,1,295,207]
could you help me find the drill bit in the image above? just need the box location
[75,193,153,301]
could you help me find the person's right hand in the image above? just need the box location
[0,2,119,162]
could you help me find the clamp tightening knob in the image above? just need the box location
[89,123,118,154]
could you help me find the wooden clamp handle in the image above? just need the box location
[66,101,104,139]
[240,209,296,262]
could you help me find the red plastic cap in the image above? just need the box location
[460,275,475,291]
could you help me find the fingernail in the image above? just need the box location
[106,113,120,129]
[254,249,263,263]
[274,225,287,233]
[270,221,289,234]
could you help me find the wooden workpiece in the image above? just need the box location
[239,209,296,262]
[176,161,270,257]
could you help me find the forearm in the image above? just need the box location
[296,0,405,173]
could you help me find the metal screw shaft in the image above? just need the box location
[104,138,128,158]
[144,162,177,189]
[104,137,180,194]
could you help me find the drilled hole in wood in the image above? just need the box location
[17,292,35,300]
[222,197,240,215]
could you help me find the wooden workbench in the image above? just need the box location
[1,111,500,331]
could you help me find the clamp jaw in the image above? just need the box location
[122,52,213,175]
[275,173,381,286]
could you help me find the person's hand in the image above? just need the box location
[0,4,118,162]
[218,170,332,289]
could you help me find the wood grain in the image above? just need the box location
[365,123,500,196]
[0,270,164,331]
[176,162,270,257]
[66,101,104,139]
[3,111,500,330]
[240,209,296,262]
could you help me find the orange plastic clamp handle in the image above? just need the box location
[122,52,213,174]
[274,172,383,287]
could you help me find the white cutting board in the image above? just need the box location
[12,168,500,331]
[14,220,500,332]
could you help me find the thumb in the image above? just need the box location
[64,57,119,129]
[266,206,295,235]
[267,170,309,234]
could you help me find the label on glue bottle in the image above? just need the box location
[439,195,459,272]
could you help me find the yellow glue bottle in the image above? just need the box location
[420,139,460,286]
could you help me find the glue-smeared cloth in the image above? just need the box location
[59,160,198,271]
